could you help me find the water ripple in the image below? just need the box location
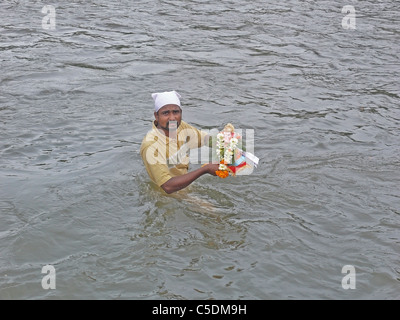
[1,0,399,300]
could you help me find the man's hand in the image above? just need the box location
[202,163,220,176]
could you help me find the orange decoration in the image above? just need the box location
[215,170,229,179]
[215,160,230,179]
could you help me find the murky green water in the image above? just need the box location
[0,0,399,299]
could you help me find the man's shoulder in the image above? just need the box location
[140,124,160,152]
[179,120,201,132]
[179,120,193,129]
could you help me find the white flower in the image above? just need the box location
[230,137,238,146]
[224,150,233,164]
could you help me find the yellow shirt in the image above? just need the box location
[140,121,208,187]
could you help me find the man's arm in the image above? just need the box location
[161,163,220,194]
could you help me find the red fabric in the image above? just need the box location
[228,161,247,173]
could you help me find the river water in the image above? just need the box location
[0,0,399,300]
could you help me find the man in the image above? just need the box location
[140,91,220,194]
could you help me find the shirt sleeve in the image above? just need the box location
[146,163,172,187]
[140,135,172,187]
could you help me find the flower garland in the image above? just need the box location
[215,123,242,178]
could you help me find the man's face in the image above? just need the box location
[154,104,182,133]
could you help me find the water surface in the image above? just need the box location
[0,0,399,299]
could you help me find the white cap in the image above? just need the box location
[152,91,181,112]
